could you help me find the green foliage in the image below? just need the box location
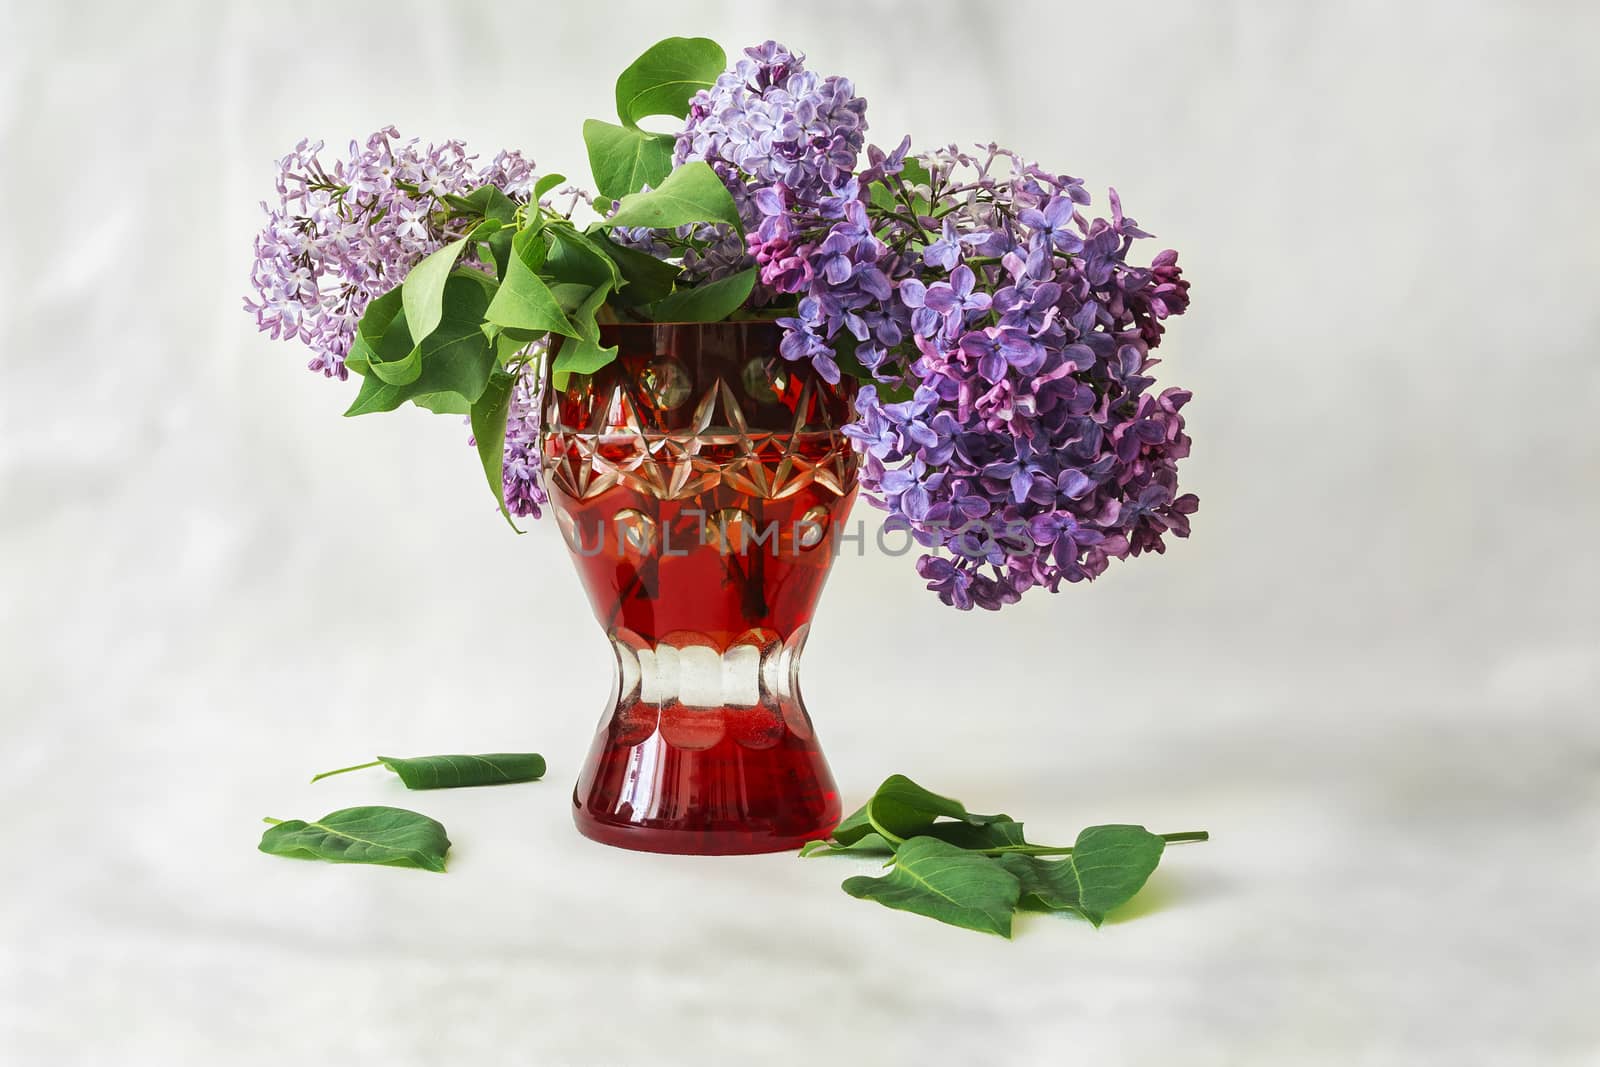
[345,272,499,415]
[996,826,1166,926]
[843,838,1022,938]
[470,369,520,529]
[334,37,779,518]
[597,160,741,232]
[585,37,724,201]
[403,237,470,342]
[550,284,618,389]
[258,806,451,872]
[584,119,676,203]
[646,267,755,322]
[343,287,403,378]
[595,232,681,305]
[310,753,547,789]
[614,36,725,129]
[484,242,580,337]
[803,774,1208,937]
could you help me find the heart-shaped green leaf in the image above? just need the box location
[470,369,520,529]
[344,287,403,377]
[550,283,618,388]
[403,237,470,343]
[597,161,741,233]
[864,774,1010,844]
[345,272,500,416]
[584,119,676,202]
[484,241,580,338]
[996,825,1166,926]
[543,223,624,292]
[842,837,1022,938]
[258,806,450,872]
[646,267,756,323]
[594,231,682,305]
[613,36,725,130]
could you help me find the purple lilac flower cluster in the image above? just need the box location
[670,46,1197,609]
[246,127,549,514]
[500,355,549,520]
[842,146,1195,609]
[245,126,536,379]
[668,41,870,316]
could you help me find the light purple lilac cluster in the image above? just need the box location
[500,356,549,519]
[672,46,1196,609]
[245,127,548,517]
[245,126,536,379]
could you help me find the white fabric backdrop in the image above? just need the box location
[2,1,1596,1063]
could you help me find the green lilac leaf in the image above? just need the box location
[368,340,424,386]
[543,224,624,292]
[383,753,546,789]
[864,773,1009,843]
[841,837,1021,938]
[829,801,877,847]
[470,369,519,528]
[613,36,726,129]
[900,157,933,190]
[798,832,894,858]
[584,119,676,201]
[258,806,450,873]
[925,818,1031,850]
[452,184,519,224]
[594,231,681,304]
[345,272,499,416]
[547,282,597,315]
[533,172,567,200]
[996,825,1166,926]
[344,287,403,377]
[597,161,741,233]
[484,242,580,338]
[403,238,470,342]
[410,391,472,415]
[550,284,618,388]
[646,267,756,323]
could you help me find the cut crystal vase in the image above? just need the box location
[541,322,857,854]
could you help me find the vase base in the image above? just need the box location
[571,715,841,856]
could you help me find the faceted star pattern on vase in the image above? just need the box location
[543,366,857,504]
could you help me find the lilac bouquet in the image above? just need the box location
[246,37,1196,610]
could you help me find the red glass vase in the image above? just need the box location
[541,322,856,854]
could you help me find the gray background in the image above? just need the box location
[2,1,1596,1064]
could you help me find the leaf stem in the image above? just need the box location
[261,817,285,825]
[310,760,384,784]
[978,830,1209,857]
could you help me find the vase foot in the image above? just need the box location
[572,711,840,855]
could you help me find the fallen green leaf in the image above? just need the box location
[258,806,450,872]
[310,753,547,789]
[997,825,1167,926]
[842,837,1021,938]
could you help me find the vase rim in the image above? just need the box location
[596,319,783,331]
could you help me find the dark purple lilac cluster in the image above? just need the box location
[844,148,1195,609]
[676,50,1198,608]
